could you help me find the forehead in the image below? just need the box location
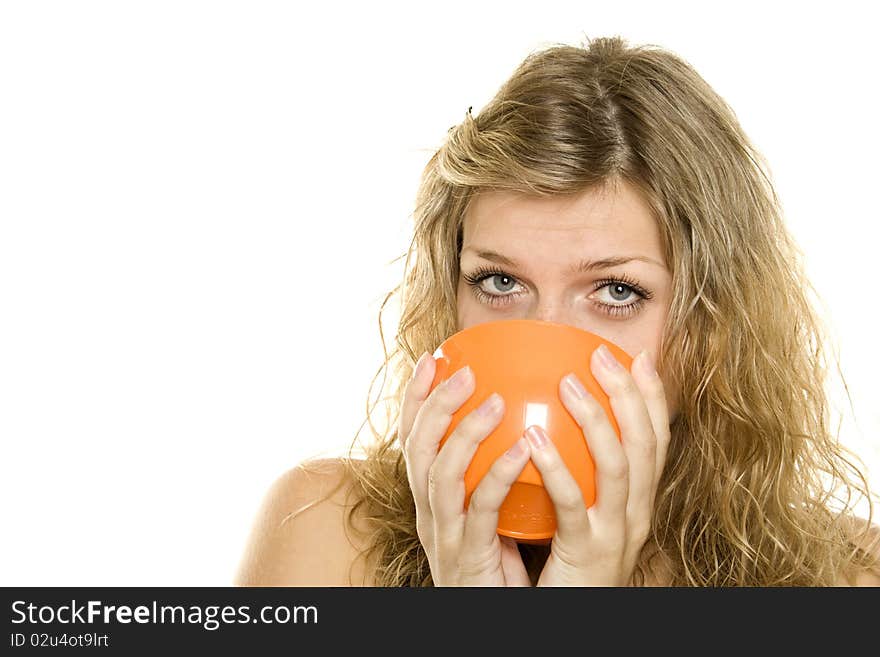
[461,182,664,264]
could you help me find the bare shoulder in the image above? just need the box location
[234,457,376,586]
[834,516,880,587]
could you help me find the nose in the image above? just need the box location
[530,299,579,328]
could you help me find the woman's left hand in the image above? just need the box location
[530,344,671,587]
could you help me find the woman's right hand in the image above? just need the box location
[397,351,534,586]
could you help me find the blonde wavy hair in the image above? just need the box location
[312,35,879,586]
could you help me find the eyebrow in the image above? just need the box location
[461,247,666,273]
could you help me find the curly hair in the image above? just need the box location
[307,35,879,586]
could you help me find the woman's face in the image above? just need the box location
[456,181,680,421]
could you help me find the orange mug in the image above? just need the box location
[428,318,633,544]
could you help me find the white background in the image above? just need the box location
[1,1,878,585]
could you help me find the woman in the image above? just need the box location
[235,35,880,586]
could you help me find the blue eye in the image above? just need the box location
[461,267,524,305]
[480,273,519,294]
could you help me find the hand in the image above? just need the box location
[397,352,534,586]
[529,345,671,586]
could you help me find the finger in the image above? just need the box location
[630,349,673,488]
[397,351,435,451]
[523,426,594,545]
[461,437,532,552]
[588,345,656,530]
[404,364,475,515]
[429,391,506,532]
[558,371,629,528]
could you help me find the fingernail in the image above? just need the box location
[525,425,548,450]
[596,344,622,371]
[505,437,527,458]
[562,373,588,400]
[635,349,657,378]
[476,392,503,417]
[446,365,473,390]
